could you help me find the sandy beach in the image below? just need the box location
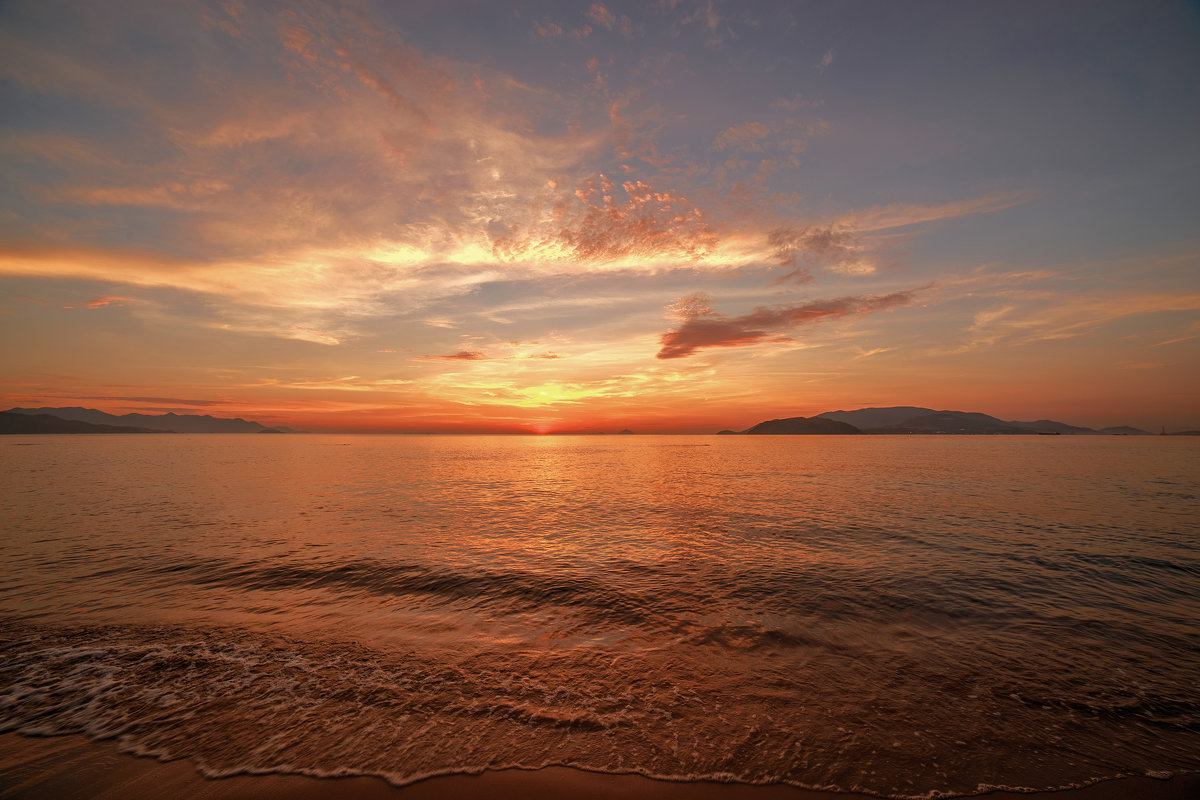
[1,733,1195,800]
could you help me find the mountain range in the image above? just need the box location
[0,405,1173,436]
[723,407,1156,435]
[3,407,290,434]
[0,411,164,435]
[733,417,862,435]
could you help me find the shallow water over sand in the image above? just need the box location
[1,434,1197,797]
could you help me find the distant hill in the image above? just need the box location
[730,407,1159,436]
[1008,419,1097,434]
[7,407,283,433]
[1097,426,1152,436]
[743,416,862,435]
[0,411,162,434]
[870,411,1028,435]
[817,406,934,429]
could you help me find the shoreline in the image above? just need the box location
[1,733,1196,800]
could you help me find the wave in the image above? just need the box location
[2,618,1197,799]
[76,550,1192,667]
[147,556,679,625]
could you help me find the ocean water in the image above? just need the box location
[0,434,1197,798]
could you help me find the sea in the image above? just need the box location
[0,434,1197,798]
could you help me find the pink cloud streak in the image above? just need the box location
[657,289,920,359]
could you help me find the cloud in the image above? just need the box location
[0,22,150,109]
[419,350,488,361]
[712,122,770,151]
[954,291,1200,351]
[91,295,130,309]
[768,225,872,281]
[62,179,232,210]
[587,4,616,29]
[491,174,718,265]
[0,244,497,313]
[665,0,725,47]
[59,294,133,310]
[422,357,724,411]
[1154,319,1200,347]
[6,2,612,267]
[0,243,508,346]
[248,376,414,392]
[835,193,1031,232]
[0,133,117,166]
[0,2,1045,372]
[194,112,312,149]
[656,289,920,359]
[770,94,812,113]
[667,292,714,320]
[71,395,230,406]
[852,347,897,360]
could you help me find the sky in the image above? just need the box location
[1,0,1198,433]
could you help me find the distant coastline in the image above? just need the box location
[2,407,290,435]
[2,405,1195,436]
[719,407,1167,436]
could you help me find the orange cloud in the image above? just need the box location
[657,289,920,359]
[87,295,131,309]
[952,290,1200,351]
[63,179,231,209]
[419,350,488,361]
[60,294,132,310]
[587,4,616,29]
[492,174,717,264]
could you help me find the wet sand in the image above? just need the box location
[0,734,1195,800]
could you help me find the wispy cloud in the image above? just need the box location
[952,291,1200,352]
[69,395,230,407]
[248,376,414,392]
[492,175,718,265]
[418,350,489,362]
[835,194,1032,232]
[768,225,872,282]
[533,20,565,38]
[59,295,133,310]
[0,0,1033,349]
[586,3,633,35]
[0,133,118,166]
[712,122,770,152]
[6,1,1189,431]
